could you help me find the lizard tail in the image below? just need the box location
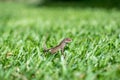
[43,43,47,51]
[43,35,49,53]
[43,43,49,52]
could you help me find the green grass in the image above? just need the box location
[0,2,120,80]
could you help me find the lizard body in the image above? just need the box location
[43,38,72,55]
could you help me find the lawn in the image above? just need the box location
[0,2,120,80]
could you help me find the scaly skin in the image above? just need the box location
[43,38,72,56]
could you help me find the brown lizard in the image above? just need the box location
[43,38,72,56]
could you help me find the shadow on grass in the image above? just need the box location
[35,1,120,10]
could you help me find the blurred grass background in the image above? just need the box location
[0,0,120,80]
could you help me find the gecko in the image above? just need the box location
[43,38,72,56]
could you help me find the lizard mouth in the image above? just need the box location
[67,40,72,42]
[65,38,72,42]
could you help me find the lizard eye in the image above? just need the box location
[65,38,72,42]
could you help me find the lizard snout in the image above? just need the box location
[64,38,72,43]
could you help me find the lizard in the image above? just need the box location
[43,38,72,57]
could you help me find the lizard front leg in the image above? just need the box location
[61,48,65,58]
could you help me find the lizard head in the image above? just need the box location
[63,38,72,43]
